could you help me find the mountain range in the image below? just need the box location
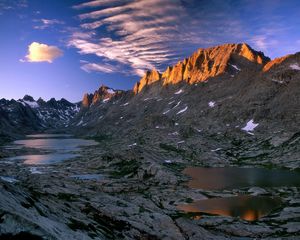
[1,43,300,239]
[1,42,299,168]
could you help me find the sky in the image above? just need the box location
[0,0,300,102]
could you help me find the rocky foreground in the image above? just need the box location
[0,135,300,239]
[0,43,299,239]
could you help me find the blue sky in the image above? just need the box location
[0,0,300,102]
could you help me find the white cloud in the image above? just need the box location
[73,0,129,10]
[0,0,27,14]
[80,62,118,73]
[23,42,63,63]
[34,18,64,30]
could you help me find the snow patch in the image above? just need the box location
[121,102,129,106]
[271,79,284,84]
[242,119,259,134]
[168,131,179,136]
[107,89,115,94]
[0,176,18,183]
[173,101,181,109]
[230,64,241,71]
[103,98,110,103]
[128,143,137,147]
[195,128,202,133]
[208,101,216,108]
[176,106,188,115]
[290,63,300,70]
[18,101,26,106]
[163,109,170,115]
[74,105,80,112]
[29,167,43,174]
[24,100,39,108]
[211,148,222,152]
[174,89,183,95]
[76,118,83,126]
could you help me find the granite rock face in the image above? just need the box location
[134,43,270,93]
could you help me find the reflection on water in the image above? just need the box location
[177,195,282,221]
[7,154,80,165]
[70,174,103,180]
[14,138,98,152]
[4,134,98,165]
[26,134,73,138]
[184,167,300,190]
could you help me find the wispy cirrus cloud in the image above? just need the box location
[69,0,211,76]
[21,42,63,63]
[69,0,299,76]
[80,60,120,73]
[33,18,64,30]
[0,0,27,14]
[72,0,131,10]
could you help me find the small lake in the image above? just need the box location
[177,195,282,221]
[184,167,300,190]
[177,167,300,220]
[4,134,98,165]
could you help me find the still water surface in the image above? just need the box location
[178,195,282,221]
[184,167,300,190]
[178,167,300,220]
[5,134,98,165]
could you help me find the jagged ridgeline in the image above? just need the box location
[1,43,300,239]
[0,96,79,142]
[71,43,299,148]
[133,43,270,93]
[1,43,300,149]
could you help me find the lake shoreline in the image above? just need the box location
[0,134,300,239]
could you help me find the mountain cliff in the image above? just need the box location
[134,43,270,93]
[71,43,299,169]
[82,85,124,107]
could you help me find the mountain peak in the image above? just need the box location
[81,84,123,107]
[133,69,161,94]
[23,95,35,102]
[133,43,270,93]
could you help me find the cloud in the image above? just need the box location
[72,0,129,10]
[0,0,27,14]
[80,61,119,73]
[69,0,296,75]
[70,0,207,75]
[23,42,63,63]
[33,18,64,30]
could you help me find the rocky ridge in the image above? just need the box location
[133,43,270,93]
[0,96,79,142]
[82,85,124,108]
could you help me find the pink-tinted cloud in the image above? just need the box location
[22,42,63,63]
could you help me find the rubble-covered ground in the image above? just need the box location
[0,127,299,239]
